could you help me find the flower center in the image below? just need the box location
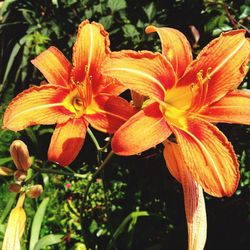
[72,96,83,111]
[159,102,188,129]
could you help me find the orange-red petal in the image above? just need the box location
[72,20,110,88]
[85,95,136,133]
[48,118,87,166]
[164,141,207,250]
[146,25,193,78]
[3,85,73,131]
[31,46,72,87]
[102,50,176,104]
[172,118,239,197]
[112,102,172,155]
[199,89,250,125]
[178,30,250,107]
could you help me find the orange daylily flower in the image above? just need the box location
[103,26,250,198]
[102,26,250,249]
[3,20,135,166]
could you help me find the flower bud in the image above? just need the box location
[10,140,32,171]
[26,184,43,198]
[14,170,27,182]
[2,193,26,250]
[9,183,22,193]
[0,166,14,176]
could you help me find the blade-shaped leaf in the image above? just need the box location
[33,234,64,250]
[29,197,50,250]
[107,211,149,250]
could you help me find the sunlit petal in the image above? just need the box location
[172,118,239,197]
[199,89,250,125]
[102,50,176,104]
[3,85,73,131]
[164,141,207,250]
[178,30,250,108]
[146,25,193,78]
[72,20,110,89]
[31,46,72,87]
[85,95,136,133]
[112,102,172,155]
[48,118,87,166]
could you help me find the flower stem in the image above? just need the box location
[87,127,101,151]
[31,165,88,179]
[80,150,114,249]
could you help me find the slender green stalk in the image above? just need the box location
[32,165,87,179]
[87,127,101,151]
[80,150,114,249]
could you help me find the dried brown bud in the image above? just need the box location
[9,183,22,193]
[0,167,14,176]
[130,90,144,109]
[10,140,32,171]
[26,185,43,199]
[14,170,27,182]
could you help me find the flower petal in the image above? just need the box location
[85,95,136,133]
[102,50,176,104]
[31,46,72,87]
[48,118,87,166]
[178,30,250,106]
[112,102,172,155]
[3,85,73,131]
[72,20,110,86]
[172,118,239,197]
[146,25,193,78]
[164,141,207,250]
[199,89,250,125]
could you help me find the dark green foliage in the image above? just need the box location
[0,0,250,249]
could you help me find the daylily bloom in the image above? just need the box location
[3,20,135,166]
[2,193,26,250]
[102,26,250,249]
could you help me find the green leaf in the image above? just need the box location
[29,197,50,250]
[0,157,12,165]
[2,36,26,85]
[239,5,250,19]
[122,24,139,38]
[107,211,149,250]
[99,15,113,30]
[0,193,17,224]
[33,234,64,250]
[143,2,156,22]
[107,0,127,12]
[0,0,17,16]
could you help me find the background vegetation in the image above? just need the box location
[0,0,249,249]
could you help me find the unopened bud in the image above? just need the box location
[0,167,14,176]
[10,140,32,171]
[9,183,22,193]
[14,170,27,182]
[26,185,43,198]
[131,90,144,109]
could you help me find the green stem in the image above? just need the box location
[80,151,114,249]
[87,127,101,151]
[32,165,87,179]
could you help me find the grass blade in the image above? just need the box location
[29,197,50,250]
[33,234,64,250]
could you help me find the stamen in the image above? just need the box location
[189,68,211,113]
